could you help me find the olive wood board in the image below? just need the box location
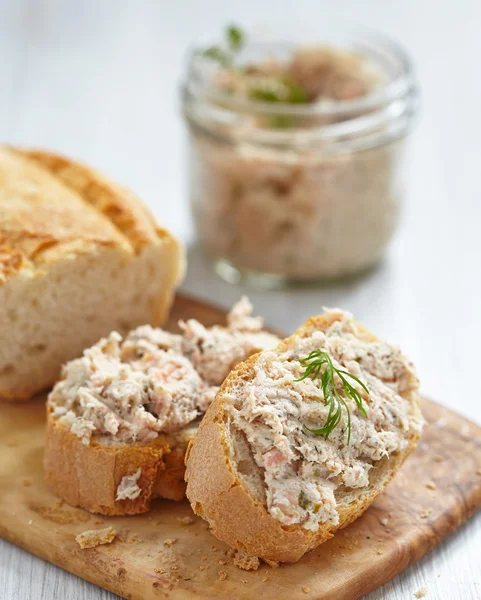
[1,293,481,600]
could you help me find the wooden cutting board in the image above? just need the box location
[1,293,481,600]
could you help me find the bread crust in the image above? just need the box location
[13,148,167,253]
[44,407,194,515]
[185,314,422,563]
[0,146,183,282]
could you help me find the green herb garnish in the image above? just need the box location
[248,75,308,128]
[227,25,244,51]
[201,24,244,65]
[281,77,309,104]
[269,115,296,129]
[295,350,368,443]
[248,86,281,103]
[202,46,231,66]
[248,76,309,105]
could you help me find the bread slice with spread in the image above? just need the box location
[45,298,280,515]
[185,309,423,563]
[0,146,184,400]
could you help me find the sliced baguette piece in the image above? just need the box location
[44,406,198,515]
[0,146,184,400]
[45,298,280,515]
[185,310,423,563]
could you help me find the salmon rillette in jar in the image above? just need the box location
[182,25,418,287]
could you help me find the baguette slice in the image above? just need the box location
[45,404,198,515]
[0,146,184,400]
[185,310,423,563]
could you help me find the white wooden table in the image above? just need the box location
[0,0,480,598]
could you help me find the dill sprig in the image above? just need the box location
[295,350,369,443]
[248,76,309,105]
[226,25,244,51]
[201,24,245,66]
[202,46,231,66]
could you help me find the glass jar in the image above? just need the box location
[181,31,418,286]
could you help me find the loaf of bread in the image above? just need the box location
[0,147,184,400]
[44,298,280,514]
[185,309,423,563]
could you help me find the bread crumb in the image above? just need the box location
[377,550,384,555]
[55,499,64,508]
[264,558,279,568]
[171,565,178,572]
[163,538,177,547]
[127,534,142,544]
[75,527,116,549]
[154,568,165,574]
[262,576,268,582]
[94,519,104,525]
[177,516,194,526]
[216,558,227,565]
[28,520,33,526]
[426,481,437,490]
[302,586,310,594]
[414,587,428,598]
[380,517,389,526]
[419,509,433,519]
[22,479,31,487]
[218,570,227,581]
[242,579,248,584]
[199,566,206,571]
[202,556,207,561]
[233,549,260,571]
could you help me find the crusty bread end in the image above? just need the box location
[0,147,184,400]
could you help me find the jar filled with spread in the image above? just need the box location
[182,26,418,286]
